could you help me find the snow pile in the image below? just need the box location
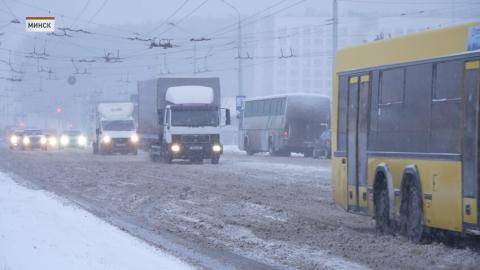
[0,172,194,270]
[166,86,213,104]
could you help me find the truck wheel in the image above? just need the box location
[149,152,159,162]
[211,156,220,164]
[163,154,172,164]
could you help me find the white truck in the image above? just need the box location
[93,102,139,155]
[137,77,230,164]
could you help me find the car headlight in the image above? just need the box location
[60,135,70,146]
[23,137,30,145]
[130,133,139,143]
[102,135,111,144]
[40,136,47,145]
[171,144,180,152]
[212,144,222,152]
[49,137,58,146]
[77,135,87,146]
[10,135,18,145]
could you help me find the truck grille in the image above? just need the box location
[112,138,130,144]
[181,135,210,143]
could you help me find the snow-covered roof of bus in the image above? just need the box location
[244,93,330,102]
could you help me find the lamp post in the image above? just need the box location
[221,0,243,97]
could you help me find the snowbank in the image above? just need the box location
[0,172,194,270]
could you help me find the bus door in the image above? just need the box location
[347,74,370,213]
[463,59,480,230]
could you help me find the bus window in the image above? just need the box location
[264,99,272,115]
[380,68,404,105]
[434,61,463,100]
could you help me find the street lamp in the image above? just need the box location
[221,0,243,97]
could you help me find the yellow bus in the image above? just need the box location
[332,21,480,242]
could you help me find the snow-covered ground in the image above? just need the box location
[0,172,194,270]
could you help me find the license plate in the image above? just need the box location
[115,143,127,147]
[189,146,203,150]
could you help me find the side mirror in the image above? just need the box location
[157,109,164,125]
[225,109,231,126]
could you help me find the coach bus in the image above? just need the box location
[239,93,330,157]
[332,21,480,242]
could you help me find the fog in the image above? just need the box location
[0,0,479,131]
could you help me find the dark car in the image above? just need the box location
[20,129,48,150]
[313,129,331,159]
[59,130,88,149]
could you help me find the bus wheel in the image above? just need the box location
[402,183,426,243]
[374,178,391,234]
[268,141,277,156]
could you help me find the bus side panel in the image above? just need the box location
[463,60,480,228]
[368,158,462,232]
[332,75,349,209]
[333,157,348,209]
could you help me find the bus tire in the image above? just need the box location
[374,175,391,234]
[268,139,277,156]
[401,181,426,243]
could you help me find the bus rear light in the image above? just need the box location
[282,129,289,138]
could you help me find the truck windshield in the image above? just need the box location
[102,120,135,131]
[24,130,42,135]
[171,108,219,127]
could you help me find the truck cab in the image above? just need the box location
[93,102,139,155]
[158,103,230,164]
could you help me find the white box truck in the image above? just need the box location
[93,102,139,155]
[137,77,230,164]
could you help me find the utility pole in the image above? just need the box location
[237,16,243,96]
[332,0,338,68]
[221,0,243,96]
[193,41,197,74]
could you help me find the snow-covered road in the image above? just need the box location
[0,172,193,270]
[0,146,478,270]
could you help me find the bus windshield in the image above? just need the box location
[102,120,135,131]
[171,108,219,127]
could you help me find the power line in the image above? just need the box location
[157,0,209,37]
[85,0,109,26]
[1,0,17,19]
[145,0,190,36]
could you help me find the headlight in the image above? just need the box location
[77,135,87,146]
[23,137,30,145]
[130,133,139,143]
[171,144,180,152]
[60,135,70,146]
[40,136,47,145]
[48,137,58,146]
[10,135,18,145]
[102,135,111,144]
[212,144,222,152]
